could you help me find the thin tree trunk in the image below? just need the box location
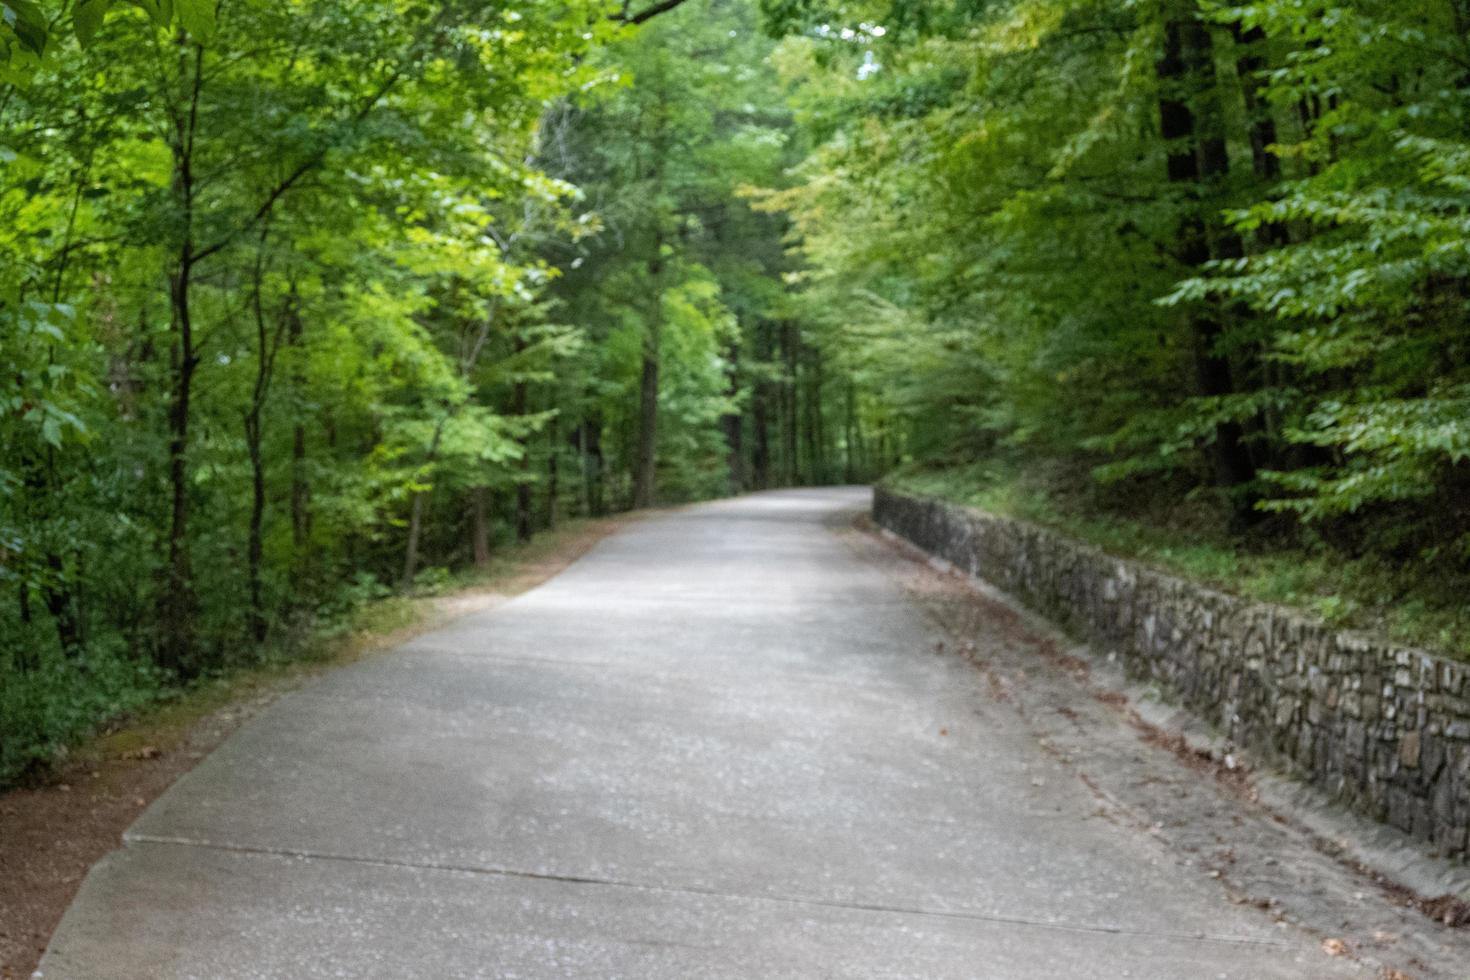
[545,413,560,529]
[290,424,309,565]
[585,412,606,516]
[802,360,818,485]
[722,339,743,493]
[844,379,857,483]
[159,41,206,675]
[781,321,799,485]
[23,454,84,660]
[245,422,266,642]
[1231,25,1283,190]
[470,486,491,567]
[632,237,663,510]
[15,586,37,671]
[243,225,280,645]
[577,420,593,518]
[516,465,533,540]
[752,321,773,489]
[632,337,660,508]
[161,261,199,673]
[512,335,534,541]
[1157,9,1258,508]
[808,346,826,484]
[401,419,446,590]
[402,488,428,590]
[287,298,310,569]
[35,168,89,661]
[1230,22,1303,473]
[41,549,83,659]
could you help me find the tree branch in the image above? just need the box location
[619,0,696,26]
[189,65,402,265]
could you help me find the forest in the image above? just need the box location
[1,0,1467,784]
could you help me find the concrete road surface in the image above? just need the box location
[37,488,1362,978]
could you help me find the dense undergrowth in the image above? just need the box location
[0,518,614,788]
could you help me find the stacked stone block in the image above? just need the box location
[874,487,1470,860]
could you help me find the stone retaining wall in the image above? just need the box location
[874,486,1470,860]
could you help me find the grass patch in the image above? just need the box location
[889,460,1470,660]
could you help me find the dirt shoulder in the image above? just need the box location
[845,515,1470,980]
[0,516,628,980]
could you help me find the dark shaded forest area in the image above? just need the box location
[3,0,1469,782]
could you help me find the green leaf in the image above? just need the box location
[175,0,213,39]
[73,0,112,47]
[3,0,49,55]
[40,415,61,447]
[130,0,172,29]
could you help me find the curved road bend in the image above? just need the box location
[38,488,1356,978]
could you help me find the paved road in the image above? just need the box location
[38,489,1355,978]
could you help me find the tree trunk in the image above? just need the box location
[516,467,533,542]
[287,300,310,570]
[42,548,83,660]
[1157,9,1258,507]
[15,586,37,672]
[584,412,606,516]
[160,251,199,674]
[512,336,534,541]
[545,413,560,529]
[781,321,799,485]
[158,40,205,676]
[806,346,825,484]
[244,228,277,646]
[470,486,491,567]
[24,454,84,660]
[632,336,660,508]
[245,418,266,643]
[721,339,743,493]
[1230,25,1283,191]
[401,418,446,590]
[751,321,773,490]
[577,421,593,518]
[402,490,428,591]
[844,379,857,483]
[632,241,664,510]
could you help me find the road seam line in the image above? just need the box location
[122,833,1291,949]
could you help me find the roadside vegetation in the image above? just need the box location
[759,0,1470,660]
[4,0,1469,778]
[1,515,624,784]
[0,0,897,786]
[0,514,624,978]
[891,460,1470,658]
